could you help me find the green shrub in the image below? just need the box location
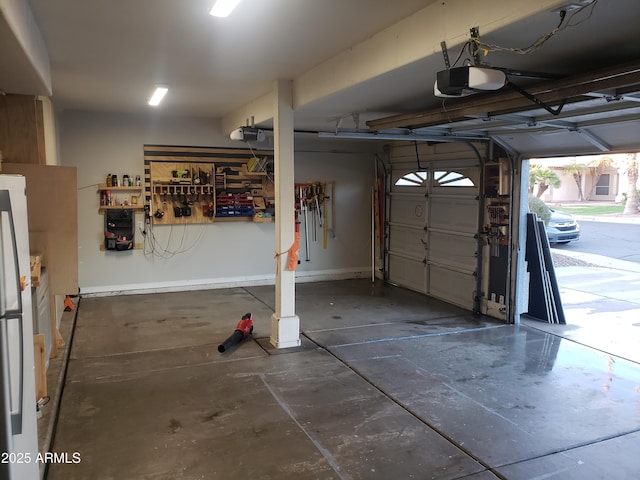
[620,190,640,204]
[528,194,551,225]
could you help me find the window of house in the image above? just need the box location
[595,173,610,196]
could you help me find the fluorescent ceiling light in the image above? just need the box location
[148,87,168,106]
[209,0,241,17]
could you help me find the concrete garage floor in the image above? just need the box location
[46,280,640,480]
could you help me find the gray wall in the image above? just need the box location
[59,110,376,295]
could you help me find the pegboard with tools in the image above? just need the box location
[143,145,275,225]
[295,182,335,259]
[149,161,217,224]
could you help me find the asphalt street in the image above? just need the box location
[554,219,640,263]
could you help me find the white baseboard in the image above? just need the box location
[81,267,371,297]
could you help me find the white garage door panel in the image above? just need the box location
[388,157,479,311]
[389,193,426,227]
[389,225,425,260]
[430,196,478,234]
[429,231,477,273]
[429,265,476,309]
[388,254,426,293]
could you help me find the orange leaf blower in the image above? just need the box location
[218,313,254,353]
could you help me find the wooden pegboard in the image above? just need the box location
[143,145,275,225]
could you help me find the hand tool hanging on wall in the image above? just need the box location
[328,182,336,240]
[315,192,322,227]
[294,181,335,255]
[218,313,254,353]
[301,186,310,261]
[308,184,317,242]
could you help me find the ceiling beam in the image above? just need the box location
[293,0,567,110]
[223,0,568,135]
[0,0,51,95]
[220,91,273,135]
[367,60,640,131]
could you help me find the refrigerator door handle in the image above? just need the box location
[0,316,13,461]
[5,314,24,434]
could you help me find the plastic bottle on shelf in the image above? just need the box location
[106,190,112,206]
[123,175,129,188]
[136,174,141,186]
[113,174,118,187]
[106,174,112,187]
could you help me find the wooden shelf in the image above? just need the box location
[98,184,142,191]
[215,216,253,223]
[99,206,144,214]
[100,243,143,251]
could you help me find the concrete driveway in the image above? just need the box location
[524,219,640,365]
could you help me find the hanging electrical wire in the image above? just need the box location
[143,220,208,259]
[471,0,598,56]
[451,40,475,67]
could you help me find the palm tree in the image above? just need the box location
[563,161,586,201]
[587,156,613,197]
[529,166,561,197]
[623,153,639,215]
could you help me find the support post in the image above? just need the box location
[270,79,301,349]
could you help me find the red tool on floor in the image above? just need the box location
[218,313,254,352]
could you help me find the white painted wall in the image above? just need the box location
[59,110,375,295]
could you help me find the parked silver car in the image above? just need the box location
[547,209,580,244]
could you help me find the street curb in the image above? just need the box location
[572,214,640,224]
[551,248,640,273]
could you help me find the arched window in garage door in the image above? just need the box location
[395,171,428,186]
[433,170,476,187]
[394,170,476,187]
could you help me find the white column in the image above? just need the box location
[270,79,301,348]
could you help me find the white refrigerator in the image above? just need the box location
[0,174,39,480]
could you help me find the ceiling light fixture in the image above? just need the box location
[209,0,241,18]
[148,86,168,106]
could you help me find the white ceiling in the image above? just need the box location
[3,0,640,146]
[20,0,439,118]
